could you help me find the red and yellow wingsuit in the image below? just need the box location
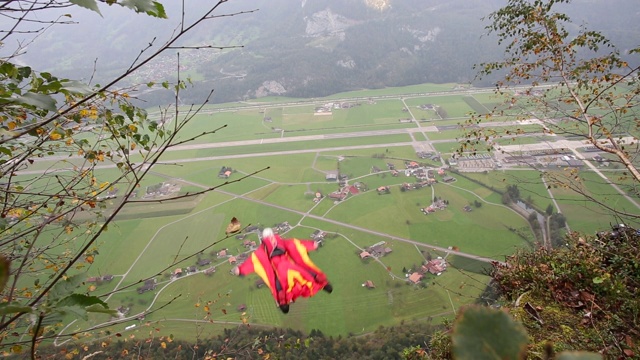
[236,228,330,307]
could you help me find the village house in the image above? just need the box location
[425,258,447,275]
[414,168,428,180]
[406,161,420,169]
[365,242,391,258]
[363,280,375,289]
[401,183,414,191]
[173,268,183,278]
[273,221,291,233]
[243,240,256,248]
[204,267,216,275]
[408,272,423,284]
[329,187,350,201]
[311,230,327,241]
[359,251,371,259]
[144,182,180,198]
[187,266,197,274]
[228,256,237,265]
[117,306,130,316]
[197,258,212,267]
[137,279,157,294]
[377,186,390,195]
[218,166,233,178]
[421,206,437,215]
[102,275,114,282]
[325,172,338,181]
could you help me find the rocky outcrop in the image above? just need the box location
[255,80,287,98]
[304,8,356,38]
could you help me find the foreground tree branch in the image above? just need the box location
[463,0,640,222]
[0,0,262,356]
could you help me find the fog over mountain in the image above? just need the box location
[9,0,640,105]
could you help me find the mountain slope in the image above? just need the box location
[10,0,640,105]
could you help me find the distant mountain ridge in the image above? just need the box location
[12,0,640,105]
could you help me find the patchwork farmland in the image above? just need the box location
[47,83,639,342]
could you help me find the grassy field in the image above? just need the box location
[47,82,638,343]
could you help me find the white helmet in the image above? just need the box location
[262,227,274,242]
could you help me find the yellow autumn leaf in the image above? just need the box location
[195,303,200,308]
[204,305,210,312]
[88,285,96,292]
[225,217,241,235]
[130,142,136,151]
[85,255,94,264]
[49,132,62,140]
[7,121,16,130]
[128,124,137,132]
[99,181,110,189]
[160,342,166,349]
[65,138,74,146]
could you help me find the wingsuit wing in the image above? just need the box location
[237,249,285,305]
[283,238,329,284]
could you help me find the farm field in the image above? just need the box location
[49,83,638,342]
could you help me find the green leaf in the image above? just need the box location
[119,0,167,18]
[13,92,57,111]
[556,351,603,360]
[452,306,529,360]
[592,277,604,284]
[86,303,117,316]
[60,80,92,95]
[0,255,10,292]
[55,294,115,319]
[150,1,167,18]
[0,303,32,316]
[55,305,88,320]
[49,275,84,301]
[56,293,108,308]
[69,0,102,16]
